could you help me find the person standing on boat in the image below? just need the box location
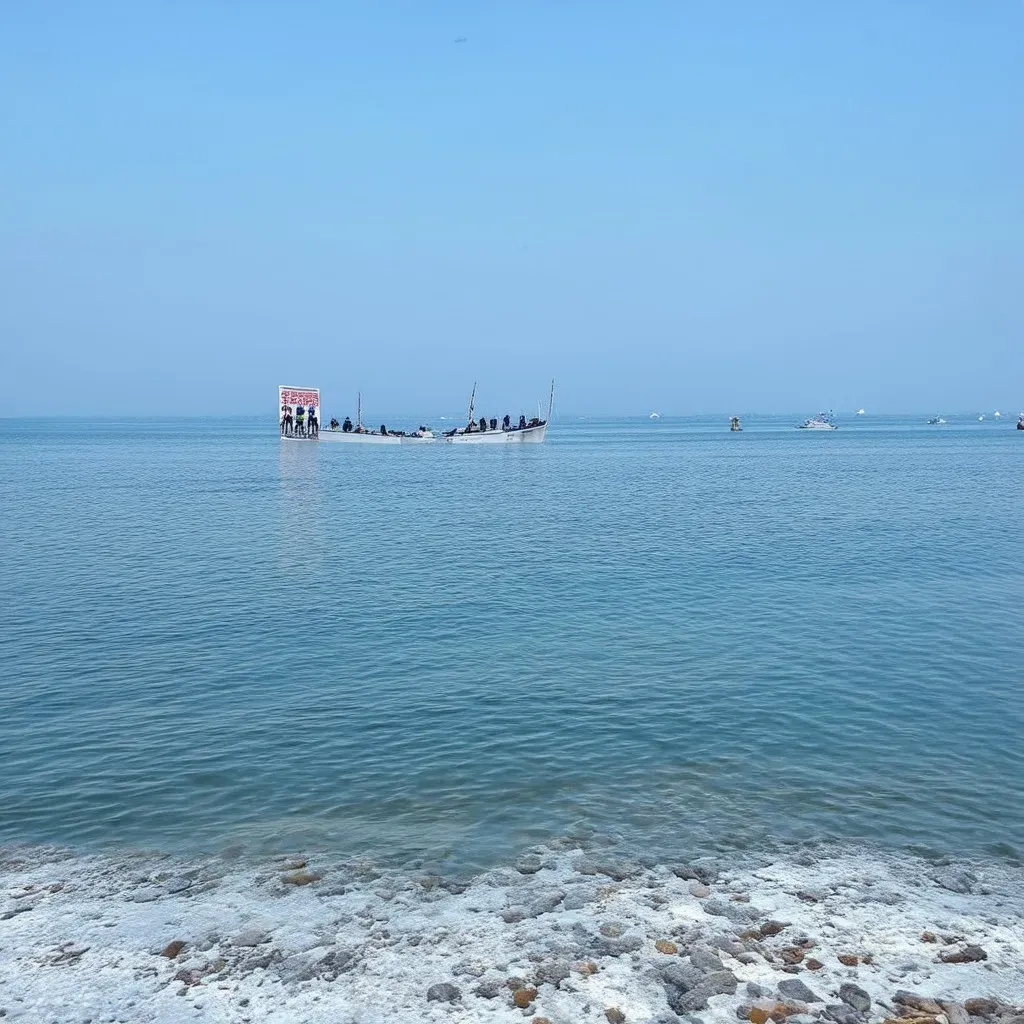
[518,414,527,430]
[502,414,510,431]
[342,416,352,432]
[308,406,318,437]
[280,406,290,436]
[295,404,305,437]
[380,423,388,436]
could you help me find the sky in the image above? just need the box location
[1,1,1022,417]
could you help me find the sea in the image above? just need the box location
[3,412,1022,872]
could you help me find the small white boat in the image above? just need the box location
[649,411,660,420]
[856,408,865,415]
[994,411,1001,418]
[444,381,553,444]
[797,411,837,430]
[927,416,946,425]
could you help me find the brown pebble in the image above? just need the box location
[806,958,824,971]
[780,947,806,964]
[655,939,678,955]
[280,858,307,871]
[282,870,321,886]
[760,921,787,937]
[572,961,599,975]
[513,988,538,1009]
[161,940,186,959]
[606,1009,626,1024]
[838,953,860,966]
[532,1018,552,1024]
[732,894,751,902]
[920,931,938,943]
[749,1009,770,1024]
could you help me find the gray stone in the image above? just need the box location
[661,962,705,992]
[689,947,723,972]
[672,865,717,884]
[789,1015,818,1024]
[231,926,270,948]
[839,984,871,1013]
[712,935,746,956]
[595,934,643,957]
[938,944,987,963]
[165,876,193,894]
[426,982,461,1003]
[667,971,738,1013]
[746,983,766,998]
[500,907,526,923]
[563,887,599,911]
[132,887,163,903]
[517,856,544,875]
[932,869,974,895]
[525,889,566,917]
[939,1001,970,1024]
[824,1004,863,1024]
[777,979,822,1004]
[736,952,761,965]
[535,959,571,986]
[702,899,761,923]
[473,979,503,999]
[689,881,712,898]
[592,860,642,881]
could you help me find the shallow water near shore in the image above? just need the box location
[1,414,1023,870]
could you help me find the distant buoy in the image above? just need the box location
[978,415,985,421]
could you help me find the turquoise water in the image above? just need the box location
[2,415,1022,869]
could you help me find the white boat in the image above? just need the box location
[649,411,660,420]
[797,411,837,430]
[927,416,946,425]
[279,386,437,444]
[856,408,865,416]
[444,381,553,444]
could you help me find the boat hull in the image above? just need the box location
[285,431,436,445]
[445,423,547,444]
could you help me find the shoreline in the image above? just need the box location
[2,842,1022,1023]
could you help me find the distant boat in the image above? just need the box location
[856,408,865,416]
[729,416,742,432]
[1017,414,1024,431]
[443,381,553,444]
[649,411,660,420]
[797,411,837,430]
[978,415,985,422]
[994,411,1001,418]
[927,416,946,425]
[280,386,437,444]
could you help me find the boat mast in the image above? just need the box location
[357,392,362,430]
[546,379,555,423]
[467,382,477,426]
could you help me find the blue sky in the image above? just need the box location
[1,1,1021,416]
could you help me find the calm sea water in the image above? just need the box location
[2,415,1022,869]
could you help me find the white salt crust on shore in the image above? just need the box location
[1,844,1022,1024]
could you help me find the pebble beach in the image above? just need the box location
[3,842,1022,1024]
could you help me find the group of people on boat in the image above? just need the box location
[443,413,542,437]
[327,416,430,437]
[280,404,319,438]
